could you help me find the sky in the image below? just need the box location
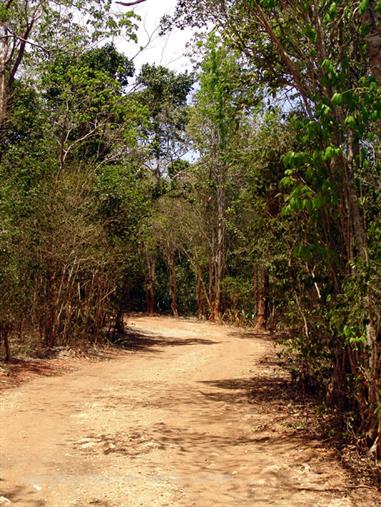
[119,0,194,72]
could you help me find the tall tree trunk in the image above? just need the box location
[254,265,269,331]
[44,263,56,348]
[146,254,156,315]
[1,324,11,362]
[196,264,205,318]
[155,156,161,180]
[165,250,178,317]
[346,133,381,455]
[0,14,36,127]
[346,132,368,259]
[364,2,381,85]
[0,36,9,126]
[115,310,125,334]
[365,322,381,456]
[211,177,225,321]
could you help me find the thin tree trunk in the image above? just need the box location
[166,250,178,317]
[146,254,156,315]
[253,263,258,317]
[346,133,381,455]
[196,264,205,318]
[1,324,11,362]
[0,12,36,127]
[211,176,225,321]
[347,132,368,259]
[364,2,381,85]
[366,322,381,439]
[115,310,125,334]
[0,35,9,126]
[44,263,56,349]
[254,266,269,331]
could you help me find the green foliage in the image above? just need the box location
[163,0,381,451]
[136,64,194,177]
[2,0,381,462]
[0,8,151,353]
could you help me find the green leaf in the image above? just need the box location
[331,92,343,106]
[321,104,332,116]
[344,115,356,128]
[359,0,370,15]
[327,2,337,20]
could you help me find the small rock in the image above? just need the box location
[0,497,11,506]
[81,441,97,448]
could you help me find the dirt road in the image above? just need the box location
[0,316,379,506]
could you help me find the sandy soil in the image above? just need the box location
[0,316,379,507]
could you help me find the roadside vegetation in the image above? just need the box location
[1,0,381,461]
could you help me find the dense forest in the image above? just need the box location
[1,0,381,459]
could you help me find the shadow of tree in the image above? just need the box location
[0,359,70,393]
[199,376,297,404]
[1,359,61,375]
[197,373,316,433]
[0,484,46,506]
[113,328,220,353]
[230,330,276,342]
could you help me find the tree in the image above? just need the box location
[165,0,381,455]
[0,18,148,351]
[188,35,252,320]
[136,63,194,180]
[0,0,139,126]
[41,43,139,173]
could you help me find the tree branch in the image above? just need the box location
[115,0,146,6]
[244,0,313,116]
[63,122,101,164]
[2,32,49,53]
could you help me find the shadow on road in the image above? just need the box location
[0,484,46,506]
[199,375,298,405]
[114,327,220,353]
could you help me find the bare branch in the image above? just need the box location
[244,0,313,116]
[1,32,49,53]
[115,0,146,6]
[63,122,101,163]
